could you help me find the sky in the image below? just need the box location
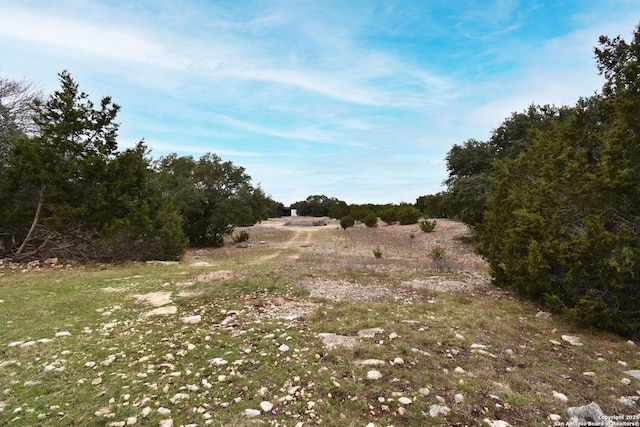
[1,1,639,206]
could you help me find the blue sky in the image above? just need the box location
[1,1,639,205]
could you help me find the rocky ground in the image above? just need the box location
[1,217,639,426]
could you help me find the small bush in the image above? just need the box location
[373,245,383,258]
[431,246,445,261]
[363,214,378,228]
[419,219,437,233]
[341,216,355,228]
[397,205,422,225]
[430,245,449,272]
[233,230,251,243]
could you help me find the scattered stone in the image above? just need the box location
[428,404,450,417]
[583,372,596,377]
[624,370,640,381]
[398,396,412,405]
[548,414,562,422]
[44,258,58,267]
[418,387,431,396]
[144,306,177,316]
[157,407,171,416]
[392,357,404,365]
[55,331,71,337]
[358,327,385,338]
[145,260,179,265]
[317,333,358,350]
[621,378,632,385]
[483,420,511,427]
[367,370,382,380]
[180,315,202,325]
[158,419,173,427]
[550,340,562,346]
[19,341,36,348]
[260,401,274,412]
[553,391,568,403]
[561,335,583,346]
[470,343,488,350]
[357,359,386,366]
[132,291,172,307]
[618,396,637,410]
[454,393,464,404]
[454,367,465,375]
[243,408,261,417]
[278,343,290,352]
[535,311,552,319]
[567,402,611,426]
[626,340,637,347]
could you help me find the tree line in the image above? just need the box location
[0,71,282,262]
[422,25,640,338]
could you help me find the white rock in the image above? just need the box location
[141,407,152,417]
[454,366,465,375]
[398,397,412,405]
[172,393,189,401]
[7,341,24,347]
[418,387,431,396]
[618,360,628,367]
[357,359,386,366]
[552,391,568,403]
[626,340,637,347]
[392,357,405,365]
[470,343,488,349]
[158,420,173,427]
[583,372,596,377]
[243,408,261,417]
[181,315,202,325]
[454,393,464,404]
[126,417,137,425]
[157,407,171,416]
[624,370,640,380]
[429,404,450,417]
[621,378,632,385]
[260,401,273,412]
[367,370,382,380]
[483,419,511,427]
[210,357,228,366]
[548,414,562,421]
[389,332,398,339]
[55,331,71,337]
[561,335,583,346]
[278,344,290,352]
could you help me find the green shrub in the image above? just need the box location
[419,219,437,232]
[373,245,383,258]
[341,216,355,228]
[363,214,378,228]
[397,204,422,225]
[233,230,251,243]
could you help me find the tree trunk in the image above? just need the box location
[13,185,45,259]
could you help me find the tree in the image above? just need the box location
[156,153,266,246]
[291,195,346,217]
[478,24,640,338]
[0,76,41,254]
[2,71,186,261]
[442,106,566,229]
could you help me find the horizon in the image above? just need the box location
[1,1,639,205]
